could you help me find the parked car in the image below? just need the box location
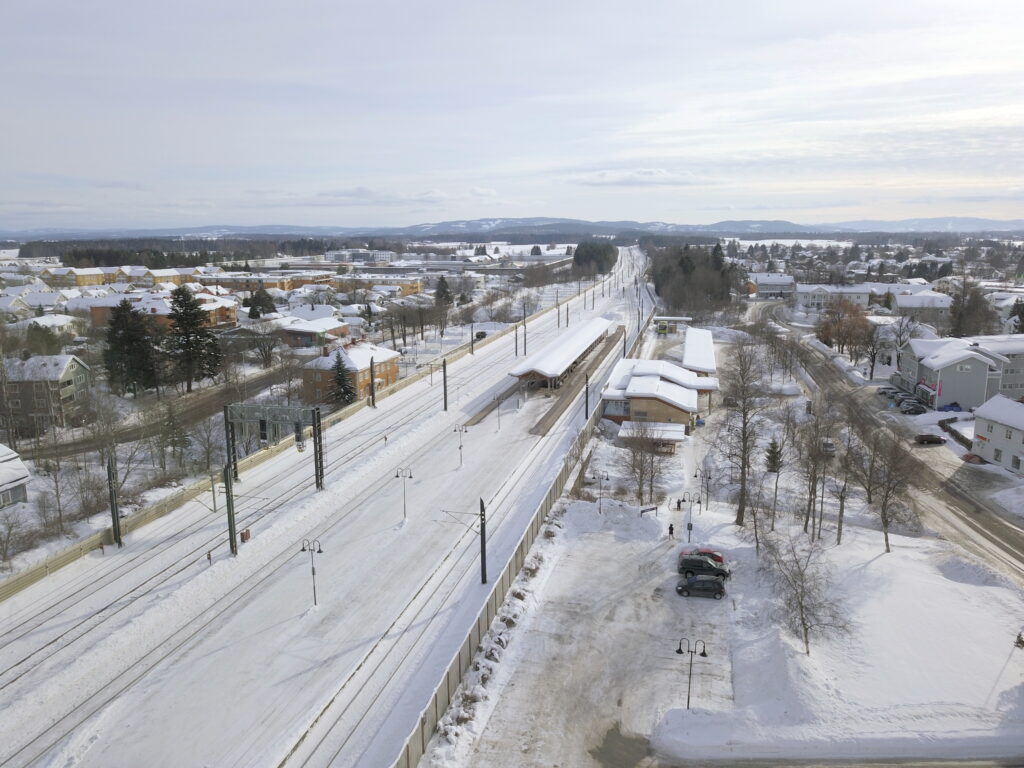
[939,403,962,412]
[677,554,730,579]
[914,434,946,445]
[676,575,726,600]
[723,396,738,407]
[877,386,898,397]
[679,547,725,564]
[886,390,906,400]
[902,403,927,415]
[894,393,917,404]
[899,399,927,412]
[475,330,487,340]
[820,439,836,456]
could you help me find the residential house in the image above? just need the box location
[0,295,31,322]
[972,394,1024,473]
[0,443,30,508]
[794,284,871,310]
[1,355,91,435]
[279,317,350,348]
[302,343,400,404]
[747,272,796,299]
[601,358,712,426]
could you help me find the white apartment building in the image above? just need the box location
[972,394,1024,474]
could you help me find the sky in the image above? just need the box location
[2,0,1023,230]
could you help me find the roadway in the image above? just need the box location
[0,246,652,767]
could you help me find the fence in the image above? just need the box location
[389,315,648,767]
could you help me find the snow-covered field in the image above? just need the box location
[424,341,1024,765]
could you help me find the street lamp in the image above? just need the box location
[680,491,701,542]
[675,637,708,710]
[693,467,712,507]
[394,467,413,524]
[492,394,502,431]
[453,424,468,467]
[594,470,610,514]
[299,538,323,607]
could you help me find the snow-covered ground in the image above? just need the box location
[423,339,1024,765]
[0,249,647,768]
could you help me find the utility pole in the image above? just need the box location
[313,407,324,491]
[522,306,527,355]
[515,325,519,356]
[223,405,238,480]
[107,455,123,548]
[470,322,475,354]
[479,498,487,584]
[443,358,448,411]
[223,463,238,556]
[585,373,590,418]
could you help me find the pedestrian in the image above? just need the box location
[207,551,213,565]
[668,523,675,540]
[99,543,105,556]
[384,434,388,446]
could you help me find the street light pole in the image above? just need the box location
[694,468,712,508]
[453,424,468,467]
[595,470,609,514]
[680,491,701,542]
[394,467,413,524]
[300,538,323,607]
[675,637,708,710]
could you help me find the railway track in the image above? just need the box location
[0,252,643,766]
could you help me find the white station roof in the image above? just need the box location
[509,317,612,379]
[681,327,717,374]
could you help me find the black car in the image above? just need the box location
[914,433,946,445]
[677,555,730,580]
[475,330,487,340]
[676,575,726,599]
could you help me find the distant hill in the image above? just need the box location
[2,215,1022,241]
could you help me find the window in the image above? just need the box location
[1008,429,1014,440]
[987,423,994,433]
[1013,456,1021,471]
[0,490,11,508]
[994,448,1003,462]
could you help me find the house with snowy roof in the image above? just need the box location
[746,272,795,299]
[0,295,31,322]
[278,316,350,348]
[0,443,30,509]
[972,394,1024,473]
[10,313,85,336]
[1,355,91,434]
[602,357,704,428]
[301,343,400,404]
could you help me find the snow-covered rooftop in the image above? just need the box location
[681,327,716,374]
[509,317,612,379]
[623,375,699,414]
[617,421,688,442]
[2,355,86,382]
[607,358,719,392]
[0,442,30,495]
[975,394,1024,431]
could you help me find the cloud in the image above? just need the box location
[470,186,497,198]
[572,168,700,187]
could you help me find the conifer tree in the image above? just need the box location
[104,299,158,396]
[166,286,222,393]
[331,351,357,405]
[434,276,453,308]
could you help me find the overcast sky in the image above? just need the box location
[2,1,1023,230]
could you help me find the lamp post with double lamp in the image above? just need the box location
[679,491,701,543]
[453,424,468,467]
[675,637,708,710]
[300,539,323,607]
[693,467,712,508]
[394,467,413,524]
[594,470,610,514]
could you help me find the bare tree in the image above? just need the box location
[617,422,663,505]
[719,341,766,525]
[277,349,306,406]
[762,533,848,655]
[248,319,281,369]
[874,434,912,553]
[890,315,919,368]
[0,510,23,563]
[190,416,223,472]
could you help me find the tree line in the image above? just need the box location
[645,240,747,315]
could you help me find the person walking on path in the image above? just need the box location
[668,523,675,540]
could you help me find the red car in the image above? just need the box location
[679,547,725,564]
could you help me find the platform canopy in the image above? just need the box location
[509,317,613,381]
[681,327,716,374]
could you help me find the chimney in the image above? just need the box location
[322,345,329,357]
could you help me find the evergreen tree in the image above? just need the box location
[104,299,158,396]
[248,304,261,320]
[1011,298,1024,333]
[530,245,542,256]
[251,286,276,314]
[434,276,453,308]
[765,438,784,531]
[166,286,222,393]
[331,351,357,405]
